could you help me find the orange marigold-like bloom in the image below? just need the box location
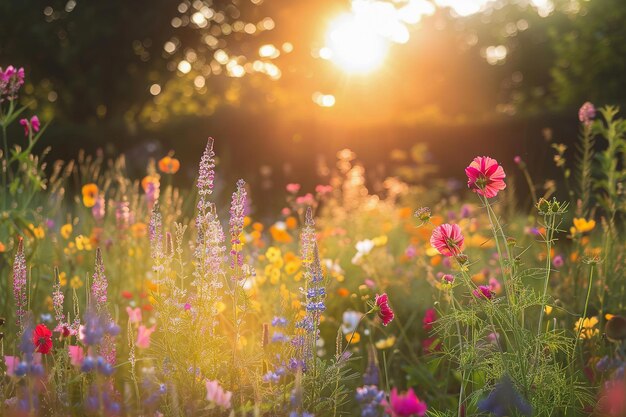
[81,183,99,208]
[158,155,180,174]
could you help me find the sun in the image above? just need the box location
[324,13,389,74]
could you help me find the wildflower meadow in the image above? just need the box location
[1,63,626,417]
[2,2,626,416]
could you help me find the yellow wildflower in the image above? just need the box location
[265,247,282,264]
[375,335,396,349]
[346,332,361,344]
[285,260,301,275]
[70,275,84,289]
[58,272,68,287]
[29,224,45,239]
[575,316,599,339]
[75,235,92,251]
[60,223,73,239]
[572,218,596,234]
[372,235,388,247]
[544,305,553,315]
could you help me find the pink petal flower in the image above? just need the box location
[68,345,84,367]
[19,118,29,136]
[473,285,494,300]
[386,387,428,417]
[375,293,394,326]
[430,224,464,257]
[30,115,40,133]
[465,156,506,198]
[286,183,301,194]
[126,306,142,324]
[136,324,156,349]
[4,356,19,377]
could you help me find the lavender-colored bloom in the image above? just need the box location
[12,238,27,330]
[229,179,247,273]
[263,371,281,383]
[91,249,108,308]
[477,376,532,417]
[272,332,290,343]
[92,195,105,221]
[578,101,596,126]
[295,208,326,367]
[553,255,564,268]
[363,346,380,386]
[355,385,384,417]
[272,316,288,327]
[115,200,132,230]
[197,137,216,197]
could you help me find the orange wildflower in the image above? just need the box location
[158,155,180,174]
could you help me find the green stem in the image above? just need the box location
[573,265,595,360]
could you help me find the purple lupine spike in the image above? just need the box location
[229,179,247,272]
[91,248,108,309]
[12,238,27,330]
[197,137,216,197]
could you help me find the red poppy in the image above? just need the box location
[121,290,133,300]
[33,324,53,354]
[375,293,394,326]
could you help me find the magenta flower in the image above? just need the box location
[578,102,596,126]
[422,308,437,331]
[385,388,428,417]
[473,285,494,300]
[18,115,40,136]
[465,156,507,198]
[375,293,394,326]
[430,224,464,257]
[0,65,25,99]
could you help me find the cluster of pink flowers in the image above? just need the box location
[0,65,25,100]
[205,379,232,409]
[578,101,596,126]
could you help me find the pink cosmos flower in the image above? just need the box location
[286,183,301,194]
[473,285,494,300]
[375,293,394,326]
[430,224,464,257]
[68,345,85,367]
[126,307,142,324]
[465,156,507,198]
[205,379,233,409]
[385,388,428,417]
[136,324,156,349]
